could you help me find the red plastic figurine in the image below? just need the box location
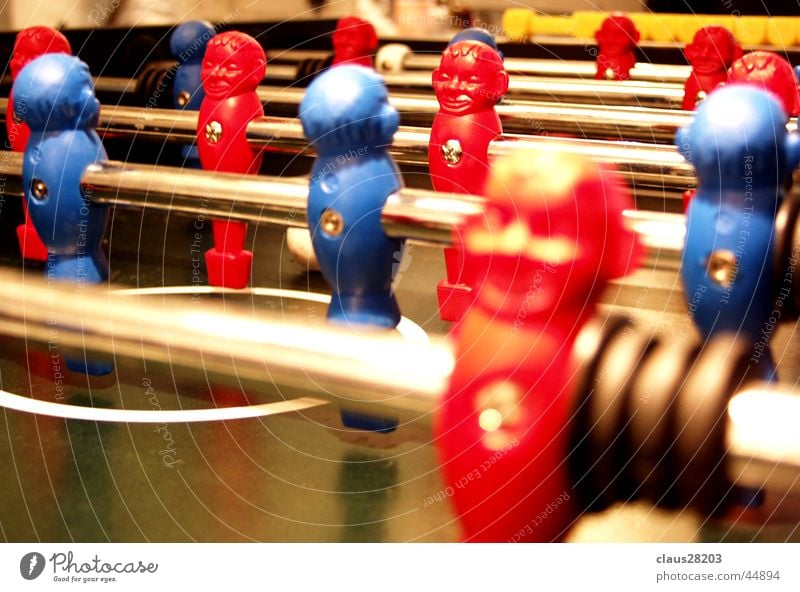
[197,31,266,288]
[332,16,378,68]
[7,26,71,261]
[727,51,800,119]
[435,149,642,542]
[428,40,509,322]
[681,26,741,111]
[594,14,640,81]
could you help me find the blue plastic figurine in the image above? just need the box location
[170,20,215,168]
[676,84,800,380]
[14,54,112,375]
[447,27,504,61]
[300,65,404,330]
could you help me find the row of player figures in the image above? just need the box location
[4,20,798,376]
[1,19,799,541]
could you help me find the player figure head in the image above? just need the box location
[727,51,800,118]
[433,40,508,116]
[14,54,99,131]
[332,17,378,67]
[595,15,640,56]
[171,20,216,65]
[201,31,266,100]
[300,65,398,156]
[10,26,71,79]
[685,26,742,76]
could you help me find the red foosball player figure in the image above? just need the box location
[196,31,266,288]
[428,40,509,322]
[728,51,800,119]
[681,26,742,110]
[435,149,642,542]
[7,26,72,261]
[594,14,640,81]
[332,16,378,68]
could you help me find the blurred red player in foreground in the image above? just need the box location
[436,149,642,542]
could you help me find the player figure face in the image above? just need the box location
[687,29,738,75]
[433,43,507,116]
[201,36,264,100]
[332,20,376,65]
[596,17,638,55]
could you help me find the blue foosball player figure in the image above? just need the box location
[14,54,113,376]
[677,84,800,382]
[171,20,216,169]
[300,65,405,433]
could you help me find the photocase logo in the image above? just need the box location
[20,552,45,580]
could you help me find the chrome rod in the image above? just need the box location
[84,61,686,112]
[0,268,450,421]
[0,267,794,502]
[397,53,692,84]
[0,99,695,198]
[381,72,687,109]
[259,44,692,83]
[258,86,692,143]
[0,152,686,257]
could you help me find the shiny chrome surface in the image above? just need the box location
[1,153,686,258]
[0,99,694,199]
[400,53,692,84]
[0,269,451,421]
[0,267,794,499]
[492,133,694,190]
[382,72,686,109]
[726,386,800,499]
[83,159,311,227]
[257,86,692,142]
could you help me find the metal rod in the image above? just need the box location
[0,99,695,200]
[0,268,450,421]
[396,53,692,84]
[381,72,686,109]
[0,151,686,256]
[258,86,692,143]
[259,44,692,83]
[90,64,685,110]
[0,267,794,502]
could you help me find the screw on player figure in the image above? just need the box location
[7,26,72,261]
[435,149,642,542]
[171,20,215,168]
[594,14,640,81]
[300,65,403,329]
[197,31,266,289]
[676,85,800,380]
[428,39,509,322]
[681,26,741,111]
[728,51,800,119]
[332,17,378,68]
[14,54,112,375]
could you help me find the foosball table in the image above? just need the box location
[0,12,799,543]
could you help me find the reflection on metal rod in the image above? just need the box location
[397,53,692,84]
[0,269,451,421]
[381,72,686,109]
[257,86,692,143]
[0,268,794,501]
[0,99,696,199]
[0,153,686,257]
